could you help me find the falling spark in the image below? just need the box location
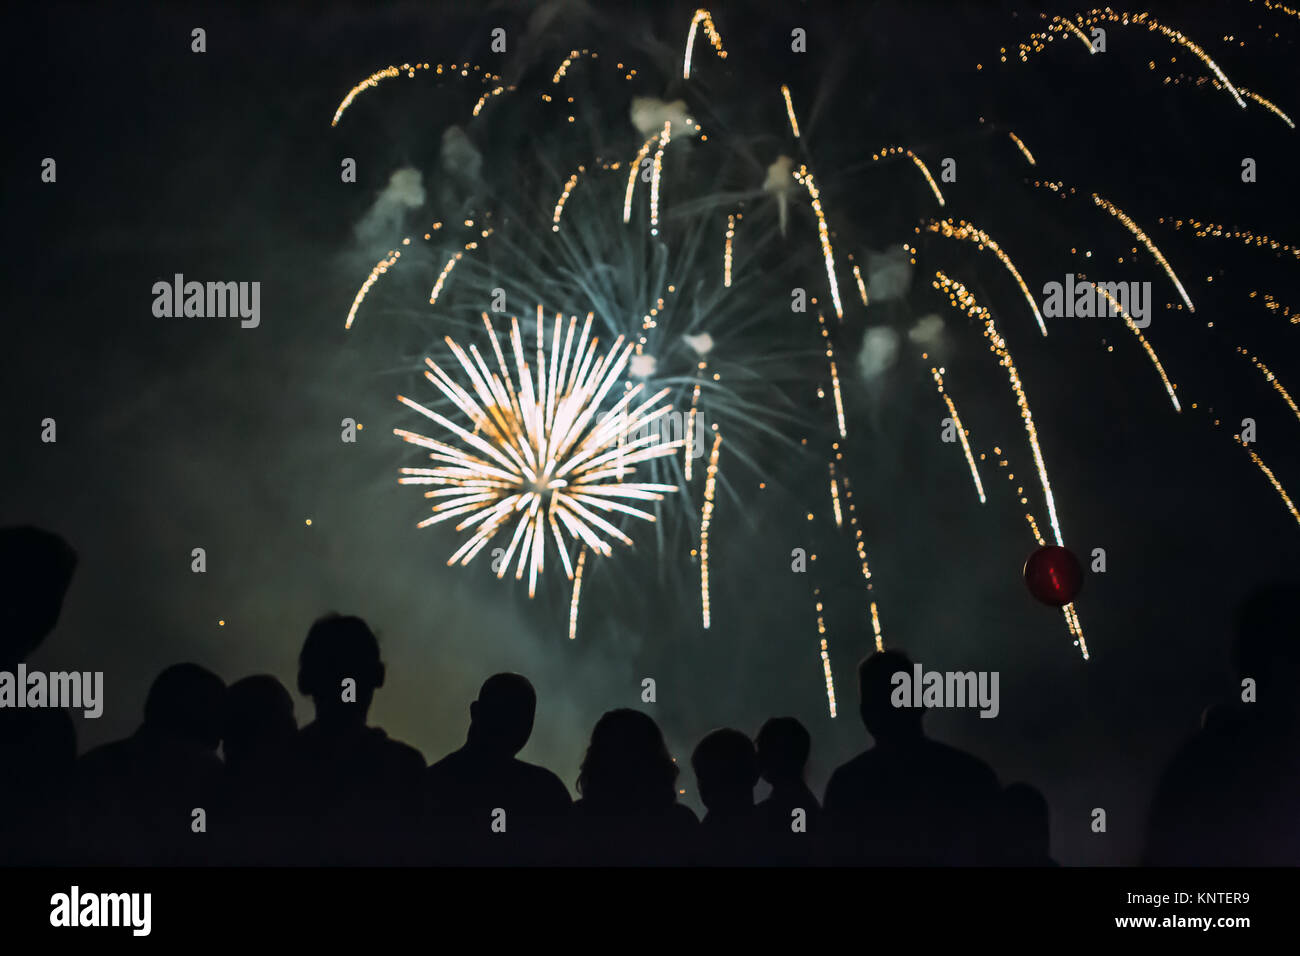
[814,589,837,717]
[829,461,843,527]
[870,146,944,206]
[934,271,1066,549]
[841,474,875,586]
[1251,290,1300,324]
[346,248,403,329]
[870,601,884,652]
[1025,513,1045,545]
[683,9,727,79]
[1091,281,1181,411]
[817,313,847,437]
[429,252,464,305]
[1238,440,1300,527]
[781,84,801,137]
[1063,603,1089,660]
[930,366,986,503]
[394,310,680,597]
[924,219,1046,336]
[472,85,509,117]
[1161,217,1300,261]
[568,548,587,640]
[1008,131,1037,165]
[1092,194,1194,311]
[1017,11,1247,109]
[553,168,582,231]
[700,433,723,628]
[723,213,736,287]
[853,264,869,306]
[795,166,844,319]
[624,133,660,224]
[685,363,705,481]
[1239,349,1300,424]
[649,121,671,236]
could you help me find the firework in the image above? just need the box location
[781,84,801,138]
[1239,349,1300,425]
[795,166,844,319]
[1092,194,1194,312]
[1008,131,1037,165]
[699,433,722,628]
[683,9,728,79]
[394,310,681,597]
[924,219,1047,336]
[930,366,986,503]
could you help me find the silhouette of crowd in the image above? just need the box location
[2,525,1295,866]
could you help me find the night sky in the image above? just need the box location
[5,0,1299,866]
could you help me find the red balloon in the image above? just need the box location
[1023,545,1083,607]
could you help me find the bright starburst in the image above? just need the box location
[394,308,681,597]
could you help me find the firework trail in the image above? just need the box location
[332,62,503,126]
[568,548,587,640]
[924,219,1047,336]
[699,433,722,629]
[346,247,405,330]
[814,588,837,717]
[1250,290,1299,324]
[1159,218,1300,261]
[1238,348,1300,425]
[794,166,844,319]
[870,146,946,206]
[930,366,987,503]
[394,310,681,597]
[683,9,728,79]
[1091,193,1194,311]
[1008,131,1037,165]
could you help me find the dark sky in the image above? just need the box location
[4,0,1299,865]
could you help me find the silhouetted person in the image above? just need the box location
[0,526,78,864]
[219,675,298,864]
[997,783,1057,866]
[571,709,698,865]
[288,614,425,864]
[76,663,227,865]
[756,716,820,863]
[424,673,571,864]
[1146,582,1300,865]
[823,650,999,865]
[692,728,761,864]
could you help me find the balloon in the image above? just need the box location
[1023,545,1083,607]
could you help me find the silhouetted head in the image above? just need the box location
[999,782,1051,863]
[297,614,384,725]
[859,649,924,743]
[692,728,758,814]
[1232,582,1300,701]
[467,672,536,757]
[143,663,226,750]
[0,526,77,664]
[224,675,297,770]
[577,709,679,813]
[756,716,811,786]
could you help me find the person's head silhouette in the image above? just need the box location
[859,649,923,744]
[143,663,227,750]
[1232,581,1300,705]
[756,716,811,788]
[297,614,384,728]
[692,728,758,815]
[577,709,679,813]
[224,675,296,771]
[466,672,536,757]
[0,526,77,665]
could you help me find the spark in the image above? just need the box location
[930,366,986,503]
[840,473,875,586]
[934,271,1066,548]
[1160,218,1300,261]
[1025,512,1045,545]
[781,84,801,137]
[568,548,587,640]
[853,264,869,306]
[394,310,680,597]
[1092,193,1194,311]
[723,213,736,287]
[870,601,884,652]
[870,146,945,206]
[817,313,847,437]
[346,248,403,329]
[794,166,844,319]
[1090,280,1181,411]
[1008,131,1037,165]
[814,588,837,717]
[700,433,722,628]
[429,252,464,305]
[553,168,582,232]
[1017,11,1247,109]
[683,9,727,79]
[1238,440,1300,527]
[1251,290,1300,324]
[924,219,1046,336]
[685,363,705,481]
[1239,348,1300,424]
[650,121,671,236]
[624,133,660,224]
[829,460,843,527]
